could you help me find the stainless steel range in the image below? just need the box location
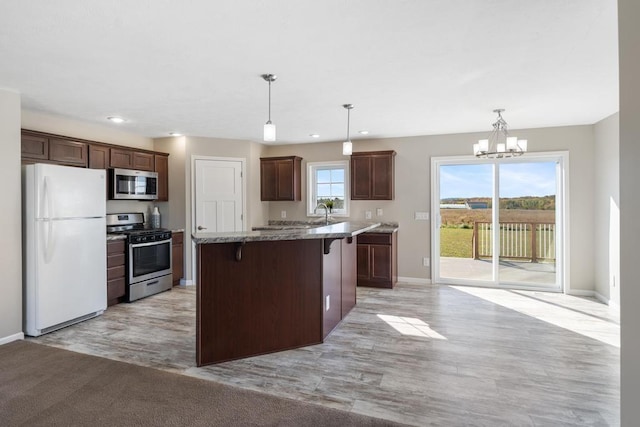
[107,213,172,302]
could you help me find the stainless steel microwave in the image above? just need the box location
[109,168,158,200]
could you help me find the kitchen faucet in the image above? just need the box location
[314,203,330,225]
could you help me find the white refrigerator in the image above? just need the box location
[23,163,107,336]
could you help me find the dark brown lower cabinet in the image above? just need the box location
[357,232,398,288]
[107,240,126,306]
[172,232,184,286]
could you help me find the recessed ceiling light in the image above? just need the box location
[358,130,369,135]
[169,132,182,137]
[107,116,125,123]
[310,134,320,138]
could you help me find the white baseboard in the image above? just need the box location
[566,289,595,297]
[594,291,621,312]
[397,276,431,285]
[594,291,608,304]
[0,332,24,345]
[179,279,194,287]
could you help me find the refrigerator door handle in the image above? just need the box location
[43,176,54,263]
[43,219,54,264]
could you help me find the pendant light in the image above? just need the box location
[342,104,354,155]
[262,74,277,142]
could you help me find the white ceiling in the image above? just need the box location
[0,0,618,144]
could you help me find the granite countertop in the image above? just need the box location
[106,234,127,241]
[192,221,381,244]
[364,222,398,233]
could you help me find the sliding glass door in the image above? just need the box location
[432,154,565,291]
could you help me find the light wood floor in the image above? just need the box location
[32,283,620,426]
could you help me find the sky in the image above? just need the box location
[440,162,556,199]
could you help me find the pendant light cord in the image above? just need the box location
[346,107,351,141]
[268,80,272,123]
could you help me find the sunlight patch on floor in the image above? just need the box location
[451,286,619,347]
[377,314,447,340]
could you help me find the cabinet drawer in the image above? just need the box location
[357,233,391,245]
[107,277,126,300]
[107,240,125,254]
[107,253,125,268]
[107,265,125,281]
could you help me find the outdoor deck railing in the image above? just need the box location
[472,221,556,263]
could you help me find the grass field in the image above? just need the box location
[440,209,555,227]
[440,228,473,258]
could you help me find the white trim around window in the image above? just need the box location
[307,160,350,217]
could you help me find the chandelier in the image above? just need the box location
[473,109,527,158]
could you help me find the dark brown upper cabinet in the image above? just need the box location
[21,129,170,200]
[89,144,110,169]
[49,138,88,167]
[350,150,396,200]
[154,154,169,202]
[22,131,89,167]
[21,132,49,162]
[260,156,302,201]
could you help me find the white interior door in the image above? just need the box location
[194,158,244,233]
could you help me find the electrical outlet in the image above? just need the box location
[376,208,383,216]
[415,212,429,220]
[423,257,430,267]
[365,211,372,219]
[281,210,287,219]
[325,295,330,311]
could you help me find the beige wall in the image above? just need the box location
[0,89,22,343]
[153,136,187,231]
[594,113,620,306]
[265,124,595,291]
[22,110,154,150]
[619,0,639,423]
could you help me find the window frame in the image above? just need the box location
[307,160,350,217]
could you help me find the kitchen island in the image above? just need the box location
[192,221,379,366]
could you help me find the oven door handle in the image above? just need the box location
[129,238,172,249]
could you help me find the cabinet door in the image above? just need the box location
[371,154,393,199]
[21,132,49,161]
[260,160,278,201]
[49,138,88,167]
[89,144,110,169]
[276,159,294,200]
[110,148,134,169]
[351,155,372,200]
[155,154,169,201]
[357,244,371,281]
[133,152,154,171]
[370,244,392,281]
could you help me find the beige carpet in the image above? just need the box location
[0,341,403,426]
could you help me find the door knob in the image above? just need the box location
[197,225,207,230]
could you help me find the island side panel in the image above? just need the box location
[322,238,342,338]
[341,237,357,317]
[197,239,323,366]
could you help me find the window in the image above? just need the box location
[307,161,349,217]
